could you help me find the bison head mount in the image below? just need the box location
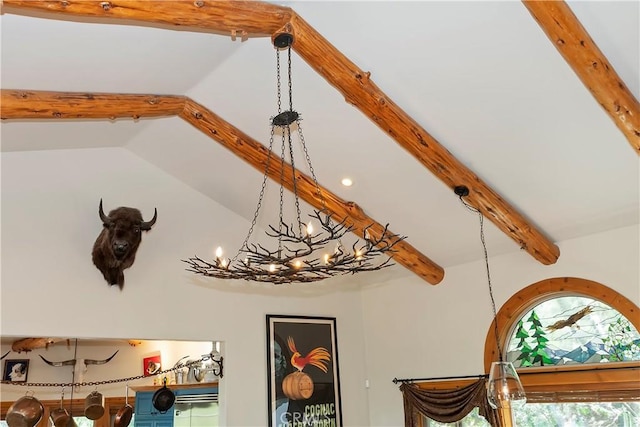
[92,199,157,289]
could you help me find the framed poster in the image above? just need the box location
[3,359,29,382]
[266,315,342,427]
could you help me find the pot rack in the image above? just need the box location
[0,352,223,389]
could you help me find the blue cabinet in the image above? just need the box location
[134,390,174,427]
[134,384,219,427]
[134,421,173,427]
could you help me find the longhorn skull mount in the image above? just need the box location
[40,350,119,389]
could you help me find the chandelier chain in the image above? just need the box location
[281,45,304,237]
[278,130,286,254]
[287,45,293,112]
[276,47,282,114]
[230,125,277,264]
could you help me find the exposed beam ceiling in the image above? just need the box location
[523,0,640,154]
[1,89,445,285]
[1,1,564,275]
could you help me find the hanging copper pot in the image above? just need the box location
[49,388,71,427]
[5,393,44,427]
[49,407,71,427]
[114,384,133,427]
[83,390,105,420]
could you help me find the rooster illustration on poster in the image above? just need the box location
[282,336,331,400]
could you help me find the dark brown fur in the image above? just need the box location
[92,200,157,289]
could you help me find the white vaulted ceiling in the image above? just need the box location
[1,1,638,285]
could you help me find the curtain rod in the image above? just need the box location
[393,363,640,384]
[393,374,487,384]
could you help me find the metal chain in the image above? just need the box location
[283,45,304,237]
[0,354,214,389]
[277,46,282,114]
[278,128,286,255]
[230,47,284,264]
[231,126,276,264]
[298,125,326,212]
[287,45,293,112]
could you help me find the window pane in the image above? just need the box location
[423,403,640,426]
[515,402,640,426]
[74,417,95,427]
[423,407,490,426]
[507,296,640,367]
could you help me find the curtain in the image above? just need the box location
[400,379,499,427]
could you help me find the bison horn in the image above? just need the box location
[40,355,76,367]
[98,199,113,226]
[140,208,158,231]
[85,350,119,365]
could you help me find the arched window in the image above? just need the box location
[414,277,640,427]
[484,277,640,371]
[482,277,640,425]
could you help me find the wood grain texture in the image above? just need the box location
[180,99,445,285]
[523,0,640,154]
[287,12,560,265]
[1,89,186,119]
[1,0,292,37]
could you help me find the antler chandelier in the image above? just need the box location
[184,33,405,284]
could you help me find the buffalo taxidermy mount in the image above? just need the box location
[92,199,157,289]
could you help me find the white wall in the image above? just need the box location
[361,224,640,426]
[2,148,638,427]
[0,148,370,426]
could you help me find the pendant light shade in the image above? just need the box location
[486,361,527,409]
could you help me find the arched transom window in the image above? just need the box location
[506,295,640,367]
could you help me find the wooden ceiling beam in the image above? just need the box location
[1,89,186,119]
[285,13,560,265]
[0,0,292,37]
[0,89,445,285]
[522,0,640,154]
[1,0,560,265]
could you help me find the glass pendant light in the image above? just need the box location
[487,361,527,409]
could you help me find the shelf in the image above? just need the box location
[131,382,219,392]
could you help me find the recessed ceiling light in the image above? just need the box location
[341,177,353,187]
